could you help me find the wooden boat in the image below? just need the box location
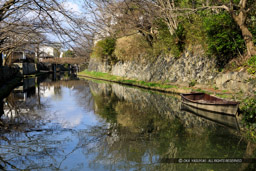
[180,93,239,115]
[180,103,240,130]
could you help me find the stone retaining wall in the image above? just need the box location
[88,51,256,94]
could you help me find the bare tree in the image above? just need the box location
[153,0,179,35]
[83,0,158,46]
[0,0,95,66]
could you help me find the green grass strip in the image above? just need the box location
[78,70,193,94]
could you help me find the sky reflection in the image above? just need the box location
[40,86,100,129]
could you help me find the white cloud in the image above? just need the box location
[62,1,81,14]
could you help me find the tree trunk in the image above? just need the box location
[232,11,256,56]
[239,25,256,56]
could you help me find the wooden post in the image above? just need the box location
[52,64,56,73]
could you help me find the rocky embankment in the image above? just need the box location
[88,50,256,95]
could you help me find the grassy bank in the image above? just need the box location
[78,70,237,99]
[78,70,195,94]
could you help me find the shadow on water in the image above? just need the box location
[0,76,255,170]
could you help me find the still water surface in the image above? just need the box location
[0,73,255,170]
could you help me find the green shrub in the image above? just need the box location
[153,20,173,56]
[154,20,185,57]
[247,10,256,45]
[91,37,116,59]
[183,14,207,50]
[249,25,256,45]
[175,24,186,51]
[241,96,256,128]
[203,12,245,68]
[247,55,256,74]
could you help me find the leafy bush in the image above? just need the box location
[247,9,256,45]
[154,20,185,57]
[247,55,256,74]
[175,24,186,53]
[249,24,256,45]
[203,12,245,68]
[241,96,256,128]
[183,14,207,50]
[91,37,116,59]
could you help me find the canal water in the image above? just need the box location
[0,73,255,170]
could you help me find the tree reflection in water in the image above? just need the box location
[0,74,86,170]
[76,82,256,171]
[0,76,255,170]
[0,80,59,169]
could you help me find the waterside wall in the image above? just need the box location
[88,50,256,95]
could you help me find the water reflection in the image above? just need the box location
[180,103,240,130]
[86,82,255,170]
[0,76,255,170]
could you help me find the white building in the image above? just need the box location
[38,43,62,61]
[39,46,55,57]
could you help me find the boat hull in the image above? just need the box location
[181,94,239,115]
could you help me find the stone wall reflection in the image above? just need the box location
[89,81,221,130]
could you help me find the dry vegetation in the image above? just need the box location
[41,57,88,65]
[114,34,153,62]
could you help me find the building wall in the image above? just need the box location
[39,46,54,57]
